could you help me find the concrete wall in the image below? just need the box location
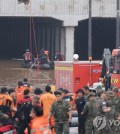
[0,0,117,25]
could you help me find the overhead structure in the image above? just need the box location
[116,0,120,48]
[88,0,92,60]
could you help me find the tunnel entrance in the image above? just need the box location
[0,17,62,60]
[74,18,116,60]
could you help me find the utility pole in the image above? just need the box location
[116,0,120,48]
[88,0,92,60]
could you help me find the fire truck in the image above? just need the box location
[101,48,120,96]
[101,48,120,90]
[55,48,120,94]
[55,61,102,93]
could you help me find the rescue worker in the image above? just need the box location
[40,48,45,55]
[40,86,56,134]
[50,91,72,134]
[32,96,40,106]
[15,81,24,106]
[57,88,64,93]
[81,92,100,134]
[75,89,86,134]
[96,91,112,134]
[40,85,56,116]
[30,105,51,134]
[23,49,33,64]
[104,71,111,91]
[82,86,90,101]
[39,49,50,64]
[109,56,115,73]
[0,87,15,117]
[8,88,17,117]
[0,111,9,127]
[62,89,73,108]
[23,78,33,92]
[8,88,16,106]
[106,89,120,134]
[15,89,32,134]
[34,88,43,99]
[23,78,30,87]
[112,87,120,134]
[55,51,64,61]
[112,86,120,97]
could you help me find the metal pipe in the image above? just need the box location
[116,0,120,48]
[88,0,92,58]
[88,0,92,85]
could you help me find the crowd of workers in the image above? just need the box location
[0,78,120,134]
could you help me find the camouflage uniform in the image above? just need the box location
[113,96,120,134]
[97,97,112,134]
[82,93,100,134]
[107,95,120,134]
[50,100,71,134]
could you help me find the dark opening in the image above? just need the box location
[0,17,62,59]
[74,18,116,60]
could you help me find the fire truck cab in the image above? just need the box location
[102,48,120,90]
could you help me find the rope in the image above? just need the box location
[30,17,32,54]
[21,1,53,85]
[31,17,39,59]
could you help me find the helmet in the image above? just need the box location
[105,91,114,97]
[26,49,30,52]
[112,86,119,93]
[87,92,96,98]
[56,50,60,53]
[62,89,69,94]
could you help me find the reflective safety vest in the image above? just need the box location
[16,86,32,105]
[24,52,32,61]
[30,116,51,134]
[15,86,25,105]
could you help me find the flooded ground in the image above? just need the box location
[0,60,79,134]
[0,60,54,89]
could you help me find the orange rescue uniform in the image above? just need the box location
[40,93,56,116]
[30,116,51,134]
[40,93,56,134]
[0,94,16,115]
[15,86,33,105]
[15,86,25,105]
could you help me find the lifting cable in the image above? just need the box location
[31,17,39,59]
[30,17,32,54]
[31,17,40,71]
[23,1,52,84]
[28,1,38,59]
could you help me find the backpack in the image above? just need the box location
[17,99,32,122]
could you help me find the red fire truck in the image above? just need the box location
[55,61,102,93]
[101,48,120,88]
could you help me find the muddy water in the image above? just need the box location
[0,60,54,89]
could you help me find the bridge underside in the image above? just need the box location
[0,17,116,60]
[75,18,116,60]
